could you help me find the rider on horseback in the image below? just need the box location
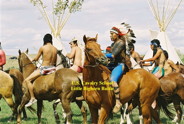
[66,39,83,73]
[25,33,57,107]
[105,26,130,113]
[141,39,166,79]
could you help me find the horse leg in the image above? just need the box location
[53,99,61,124]
[3,96,16,121]
[37,100,43,124]
[150,107,161,124]
[88,104,98,124]
[120,102,132,124]
[141,105,151,124]
[17,94,30,124]
[75,100,87,124]
[22,108,27,120]
[60,96,72,124]
[98,106,110,124]
[173,98,182,123]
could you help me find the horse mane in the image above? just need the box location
[87,38,96,42]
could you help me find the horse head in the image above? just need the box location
[83,34,109,66]
[176,62,184,74]
[18,49,36,77]
[57,50,70,68]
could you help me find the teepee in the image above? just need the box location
[144,0,183,65]
[29,0,84,55]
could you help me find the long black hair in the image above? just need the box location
[163,50,168,60]
[151,39,161,57]
[43,33,53,45]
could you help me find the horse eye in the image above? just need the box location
[86,48,92,51]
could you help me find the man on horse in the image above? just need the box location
[0,42,6,71]
[66,39,83,73]
[25,33,57,107]
[141,39,166,79]
[105,26,130,113]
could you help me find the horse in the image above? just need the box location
[17,49,87,124]
[52,50,86,124]
[0,69,27,121]
[159,72,184,123]
[118,68,174,124]
[81,34,115,124]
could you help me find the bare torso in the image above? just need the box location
[67,46,82,67]
[73,47,82,66]
[34,43,57,66]
[154,49,165,68]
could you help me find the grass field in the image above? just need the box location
[0,55,184,124]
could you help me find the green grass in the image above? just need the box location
[0,99,183,124]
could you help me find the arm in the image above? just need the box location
[142,49,162,62]
[168,60,180,73]
[33,47,43,61]
[66,47,75,59]
[112,41,125,57]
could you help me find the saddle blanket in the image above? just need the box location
[40,66,56,75]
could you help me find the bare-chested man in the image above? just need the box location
[163,50,180,75]
[66,39,83,73]
[141,39,166,109]
[141,39,166,79]
[25,34,57,107]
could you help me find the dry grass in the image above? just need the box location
[4,54,36,70]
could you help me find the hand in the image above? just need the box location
[139,60,144,65]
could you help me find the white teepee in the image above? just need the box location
[144,0,183,66]
[29,0,84,56]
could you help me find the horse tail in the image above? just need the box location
[11,75,36,113]
[157,89,174,120]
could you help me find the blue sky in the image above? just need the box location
[0,0,184,55]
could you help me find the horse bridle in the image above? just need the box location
[84,49,100,68]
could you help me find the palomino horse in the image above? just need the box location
[159,72,184,123]
[0,69,28,121]
[82,35,115,124]
[17,50,87,124]
[118,68,174,124]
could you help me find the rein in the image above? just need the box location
[22,62,34,67]
[84,49,100,68]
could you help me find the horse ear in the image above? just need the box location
[18,49,21,55]
[83,35,87,44]
[95,34,98,42]
[26,48,29,54]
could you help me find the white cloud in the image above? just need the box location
[0,0,184,56]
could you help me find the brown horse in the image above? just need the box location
[82,35,115,124]
[0,69,27,121]
[118,68,174,124]
[159,72,184,123]
[17,49,87,124]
